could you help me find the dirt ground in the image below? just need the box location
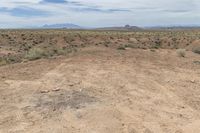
[0,46,200,133]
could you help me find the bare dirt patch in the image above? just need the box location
[1,30,200,133]
[33,89,98,111]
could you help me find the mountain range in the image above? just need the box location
[42,23,82,29]
[41,23,142,30]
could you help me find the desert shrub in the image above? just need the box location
[129,38,138,43]
[192,47,200,54]
[6,55,22,63]
[151,43,161,49]
[25,48,46,60]
[117,45,126,50]
[177,49,186,57]
[150,49,156,52]
[53,48,69,55]
[124,44,138,49]
[0,58,7,66]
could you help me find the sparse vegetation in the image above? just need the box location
[0,58,7,66]
[117,45,126,50]
[193,47,200,54]
[1,29,200,66]
[124,43,138,49]
[177,49,186,57]
[151,44,160,49]
[1,29,200,133]
[25,48,46,60]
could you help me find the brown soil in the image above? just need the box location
[0,45,200,133]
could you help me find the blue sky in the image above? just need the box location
[0,0,200,28]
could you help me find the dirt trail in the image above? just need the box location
[0,47,200,133]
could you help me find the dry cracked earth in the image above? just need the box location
[0,47,200,133]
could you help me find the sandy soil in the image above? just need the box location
[0,47,200,133]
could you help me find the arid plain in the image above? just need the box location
[0,30,200,133]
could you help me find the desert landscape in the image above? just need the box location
[0,29,200,133]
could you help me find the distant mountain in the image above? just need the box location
[95,25,142,31]
[42,23,82,29]
[145,25,200,30]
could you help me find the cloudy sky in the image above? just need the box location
[0,0,200,28]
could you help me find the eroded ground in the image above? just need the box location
[0,47,200,133]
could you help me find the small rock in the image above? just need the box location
[52,88,60,92]
[125,47,131,50]
[40,90,50,93]
[193,61,200,65]
[190,80,195,83]
[69,83,74,87]
[53,108,56,111]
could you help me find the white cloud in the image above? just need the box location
[0,0,200,28]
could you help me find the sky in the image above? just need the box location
[0,0,200,28]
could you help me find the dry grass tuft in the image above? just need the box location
[25,48,46,60]
[177,49,186,57]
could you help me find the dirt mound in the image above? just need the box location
[186,40,200,52]
[0,47,200,133]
